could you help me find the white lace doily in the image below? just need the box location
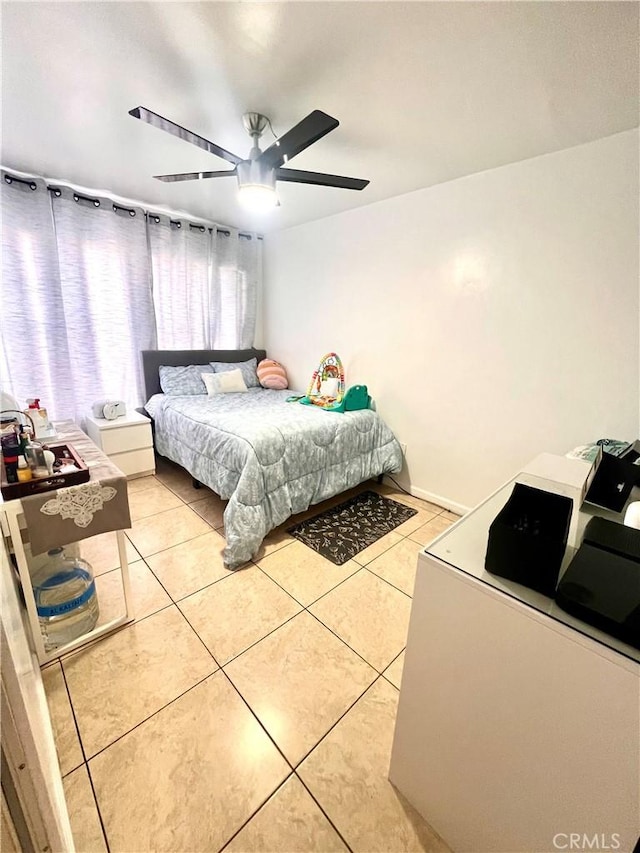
[40,482,117,528]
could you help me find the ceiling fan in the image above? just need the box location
[128,106,369,211]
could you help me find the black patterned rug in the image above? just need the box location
[287,490,417,565]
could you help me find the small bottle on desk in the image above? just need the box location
[1,435,20,483]
[17,457,32,482]
[24,435,47,477]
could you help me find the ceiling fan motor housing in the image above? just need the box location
[236,158,276,190]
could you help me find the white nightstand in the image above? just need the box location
[85,410,155,479]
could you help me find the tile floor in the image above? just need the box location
[42,456,459,853]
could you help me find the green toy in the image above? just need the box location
[300,389,371,413]
[297,353,371,413]
[342,384,371,411]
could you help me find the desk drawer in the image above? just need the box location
[101,423,152,455]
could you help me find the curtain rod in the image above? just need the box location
[1,167,263,240]
[145,216,247,239]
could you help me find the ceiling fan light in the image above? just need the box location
[238,184,278,212]
[237,159,277,211]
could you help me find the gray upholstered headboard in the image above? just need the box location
[141,349,267,401]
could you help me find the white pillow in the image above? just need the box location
[210,358,260,388]
[202,369,248,395]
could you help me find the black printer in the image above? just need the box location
[555,516,640,650]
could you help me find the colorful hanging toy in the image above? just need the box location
[298,353,370,413]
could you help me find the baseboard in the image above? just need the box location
[411,485,471,516]
[382,475,471,516]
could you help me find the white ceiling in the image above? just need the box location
[2,1,638,233]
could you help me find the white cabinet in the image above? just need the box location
[85,411,154,479]
[389,478,640,853]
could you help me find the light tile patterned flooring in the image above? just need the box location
[42,456,458,853]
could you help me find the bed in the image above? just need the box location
[141,349,403,568]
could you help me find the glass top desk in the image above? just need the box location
[427,477,640,664]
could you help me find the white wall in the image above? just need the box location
[263,130,639,511]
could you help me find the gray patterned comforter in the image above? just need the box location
[145,389,403,568]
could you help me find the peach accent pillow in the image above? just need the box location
[257,359,288,390]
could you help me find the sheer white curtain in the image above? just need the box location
[1,170,262,420]
[147,215,212,348]
[149,220,262,351]
[1,175,75,418]
[50,188,156,419]
[211,229,261,349]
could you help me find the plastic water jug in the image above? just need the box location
[31,547,99,650]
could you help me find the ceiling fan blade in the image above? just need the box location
[129,106,243,166]
[153,169,237,183]
[259,110,339,170]
[276,167,369,191]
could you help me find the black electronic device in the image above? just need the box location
[555,517,640,650]
[485,483,573,597]
[585,451,637,513]
[620,439,640,486]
